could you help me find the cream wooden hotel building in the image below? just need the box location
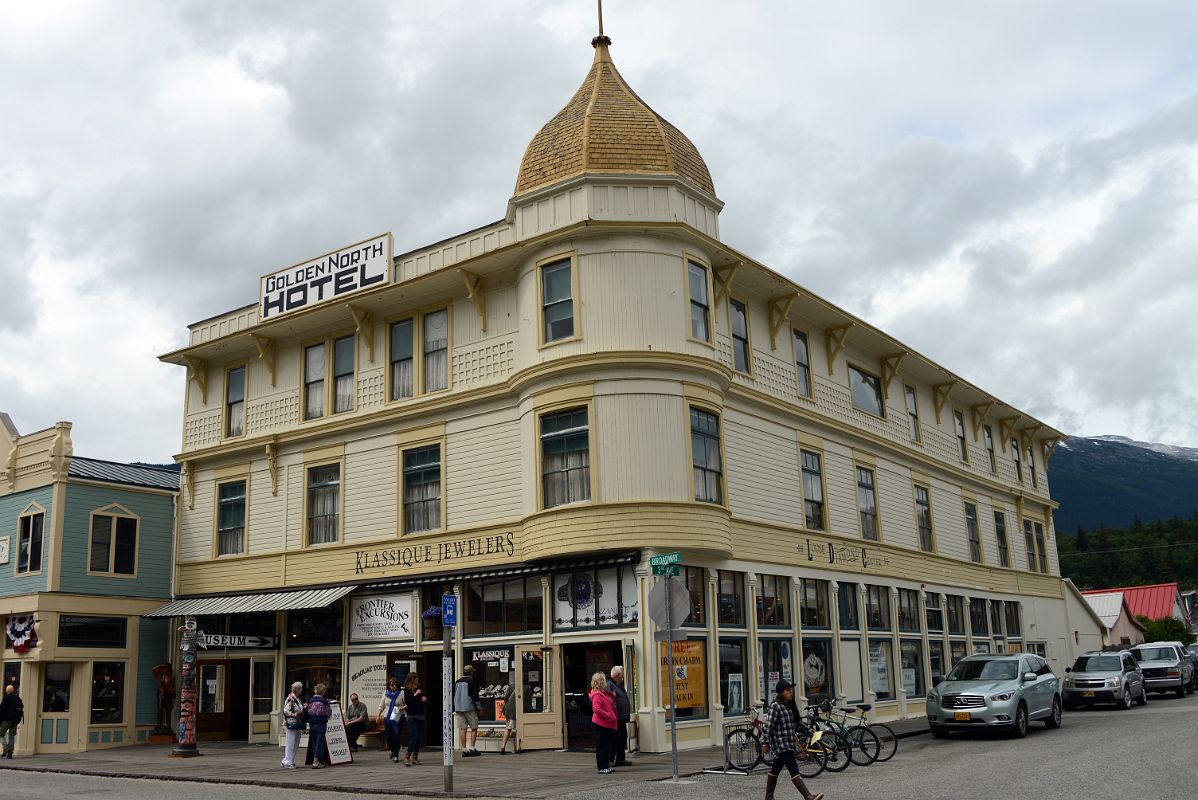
[157,33,1082,753]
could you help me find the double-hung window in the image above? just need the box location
[1034,522,1048,572]
[422,310,449,392]
[1027,446,1038,489]
[1011,439,1023,482]
[306,464,341,545]
[389,309,449,400]
[225,366,245,437]
[800,578,830,628]
[688,261,711,341]
[794,330,811,398]
[403,445,442,533]
[729,299,750,373]
[303,343,326,420]
[964,502,981,562]
[389,319,414,400]
[332,335,355,413]
[691,408,723,504]
[904,385,920,442]
[541,258,575,343]
[994,511,1010,567]
[983,425,996,473]
[857,466,878,541]
[953,410,968,462]
[915,485,934,552]
[849,365,884,418]
[17,511,44,574]
[304,336,356,419]
[801,450,825,530]
[1023,519,1037,571]
[89,510,138,575]
[541,408,590,508]
[217,481,246,556]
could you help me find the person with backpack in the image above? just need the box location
[303,683,332,769]
[761,679,824,800]
[453,665,482,756]
[0,684,24,758]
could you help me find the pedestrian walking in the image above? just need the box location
[762,680,824,800]
[304,683,332,769]
[280,682,304,769]
[402,673,426,766]
[498,677,517,755]
[378,676,405,762]
[0,685,24,758]
[606,665,631,766]
[453,665,482,756]
[589,671,618,774]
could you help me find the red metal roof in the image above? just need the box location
[1084,583,1183,622]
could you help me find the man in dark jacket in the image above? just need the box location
[0,685,24,758]
[606,666,632,766]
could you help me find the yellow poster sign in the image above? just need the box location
[658,639,707,709]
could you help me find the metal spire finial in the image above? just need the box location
[592,0,611,48]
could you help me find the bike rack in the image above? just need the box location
[706,721,764,775]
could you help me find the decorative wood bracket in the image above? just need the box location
[969,401,994,440]
[4,445,16,490]
[180,461,195,511]
[931,381,958,424]
[713,262,741,305]
[266,438,279,496]
[825,324,854,376]
[767,292,799,350]
[880,352,907,400]
[250,334,277,387]
[457,269,487,333]
[999,415,1022,444]
[1042,436,1062,464]
[182,356,209,405]
[48,424,72,481]
[1018,424,1043,454]
[347,304,374,363]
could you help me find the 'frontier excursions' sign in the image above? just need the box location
[259,233,392,320]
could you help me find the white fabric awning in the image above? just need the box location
[145,585,354,618]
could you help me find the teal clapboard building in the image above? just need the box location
[0,413,178,754]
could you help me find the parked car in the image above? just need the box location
[1062,651,1146,710]
[1157,641,1198,691]
[926,653,1062,739]
[1129,642,1194,698]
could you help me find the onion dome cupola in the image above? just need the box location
[514,34,716,199]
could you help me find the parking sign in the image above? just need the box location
[442,594,458,627]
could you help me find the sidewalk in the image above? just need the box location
[0,717,928,797]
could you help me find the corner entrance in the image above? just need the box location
[562,641,622,751]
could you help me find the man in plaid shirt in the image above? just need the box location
[761,679,824,800]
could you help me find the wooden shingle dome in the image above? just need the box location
[514,36,715,197]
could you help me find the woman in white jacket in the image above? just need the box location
[280,682,305,769]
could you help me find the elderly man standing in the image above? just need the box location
[606,666,632,767]
[0,685,23,758]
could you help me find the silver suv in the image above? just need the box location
[1063,651,1146,710]
[926,653,1062,739]
[1130,642,1194,698]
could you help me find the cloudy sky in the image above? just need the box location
[2,1,1197,462]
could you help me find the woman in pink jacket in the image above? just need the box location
[589,671,619,774]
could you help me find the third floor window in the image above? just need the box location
[849,364,884,418]
[688,261,710,342]
[541,408,590,509]
[541,258,575,343]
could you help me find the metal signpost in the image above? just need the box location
[647,551,689,783]
[441,593,458,792]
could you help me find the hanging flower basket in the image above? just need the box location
[421,606,443,638]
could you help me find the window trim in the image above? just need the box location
[799,447,827,531]
[684,255,715,346]
[536,252,580,349]
[212,464,251,559]
[983,425,997,474]
[1022,518,1038,572]
[792,328,814,400]
[914,483,935,553]
[302,449,345,549]
[848,363,886,419]
[299,330,358,422]
[904,384,921,442]
[727,296,753,376]
[1011,438,1023,482]
[964,501,983,564]
[385,304,454,403]
[856,464,880,542]
[536,400,596,511]
[953,409,969,464]
[1027,445,1039,490]
[398,436,447,536]
[223,362,248,440]
[688,405,726,507]
[15,503,46,578]
[993,509,1010,568]
[86,504,140,579]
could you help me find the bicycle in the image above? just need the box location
[800,702,856,772]
[808,699,880,766]
[836,702,898,763]
[724,703,829,778]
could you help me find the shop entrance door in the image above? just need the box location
[515,645,562,751]
[38,662,76,753]
[562,642,622,751]
[198,658,250,740]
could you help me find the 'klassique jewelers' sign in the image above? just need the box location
[349,593,413,642]
[259,233,392,320]
[353,532,517,575]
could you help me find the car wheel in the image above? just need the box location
[1062,700,1076,712]
[1177,684,1186,699]
[1186,680,1194,696]
[1137,685,1148,706]
[1120,690,1133,710]
[1044,697,1063,729]
[929,725,949,739]
[1012,703,1029,738]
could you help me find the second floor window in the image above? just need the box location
[541,259,574,343]
[1023,519,1037,572]
[217,481,246,556]
[953,410,968,462]
[389,310,449,400]
[983,425,996,473]
[849,364,884,418]
[801,450,825,530]
[17,511,44,574]
[89,512,137,575]
[225,366,245,437]
[541,408,590,508]
[691,408,722,504]
[915,485,934,552]
[304,336,356,419]
[403,445,442,533]
[1034,522,1048,572]
[688,261,710,341]
[904,385,920,441]
[857,466,878,541]
[794,330,811,398]
[994,511,1010,567]
[965,502,982,562]
[729,299,750,373]
[307,464,340,545]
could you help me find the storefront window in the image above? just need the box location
[899,640,924,697]
[59,615,127,648]
[802,638,834,703]
[799,579,829,629]
[3,663,19,694]
[868,639,893,701]
[945,595,965,635]
[683,565,706,627]
[865,585,890,630]
[838,583,859,630]
[718,638,747,716]
[466,646,516,723]
[553,566,637,630]
[897,589,920,633]
[286,655,341,701]
[286,601,344,648]
[253,660,275,715]
[928,640,946,687]
[43,663,71,712]
[973,641,992,654]
[758,638,795,702]
[925,594,943,632]
[990,600,1004,637]
[717,570,745,626]
[950,640,968,666]
[521,650,551,714]
[200,663,225,713]
[467,577,543,637]
[755,574,789,628]
[90,662,124,723]
[660,638,707,720]
[1005,602,1022,637]
[969,598,988,637]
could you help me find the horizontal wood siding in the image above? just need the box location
[875,463,917,550]
[723,411,801,527]
[179,479,215,563]
[59,483,173,598]
[447,411,523,528]
[345,438,398,543]
[0,485,52,594]
[521,503,732,561]
[824,444,858,538]
[930,481,969,563]
[596,392,688,504]
[247,461,285,555]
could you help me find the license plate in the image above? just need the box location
[1081,691,1095,697]
[953,712,971,722]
